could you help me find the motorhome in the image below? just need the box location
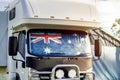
[0,0,119,80]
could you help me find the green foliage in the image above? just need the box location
[112,23,117,27]
[111,18,120,38]
[116,18,120,25]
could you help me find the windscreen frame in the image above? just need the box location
[27,29,89,57]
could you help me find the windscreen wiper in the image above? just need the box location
[49,52,65,54]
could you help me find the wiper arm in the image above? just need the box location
[49,52,65,54]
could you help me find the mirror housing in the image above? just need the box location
[9,36,17,56]
[95,39,102,57]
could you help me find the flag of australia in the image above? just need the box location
[28,29,88,57]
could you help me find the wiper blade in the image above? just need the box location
[49,53,65,54]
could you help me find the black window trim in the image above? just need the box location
[9,7,16,20]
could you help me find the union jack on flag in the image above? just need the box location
[30,33,62,44]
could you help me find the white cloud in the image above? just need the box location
[95,1,120,34]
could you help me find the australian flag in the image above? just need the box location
[28,30,87,57]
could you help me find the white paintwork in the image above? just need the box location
[0,12,8,66]
[7,0,100,30]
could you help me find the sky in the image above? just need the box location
[0,0,120,35]
[96,0,120,34]
[0,0,14,10]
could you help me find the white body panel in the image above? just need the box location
[0,12,8,66]
[7,0,100,30]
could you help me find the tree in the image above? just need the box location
[111,18,120,38]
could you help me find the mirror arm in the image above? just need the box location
[12,56,25,68]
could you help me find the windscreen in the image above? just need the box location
[28,29,91,57]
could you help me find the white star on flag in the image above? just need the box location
[44,47,52,54]
[68,40,72,44]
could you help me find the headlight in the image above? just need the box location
[55,69,64,79]
[68,69,76,78]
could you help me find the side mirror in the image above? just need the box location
[95,39,102,57]
[9,36,17,56]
